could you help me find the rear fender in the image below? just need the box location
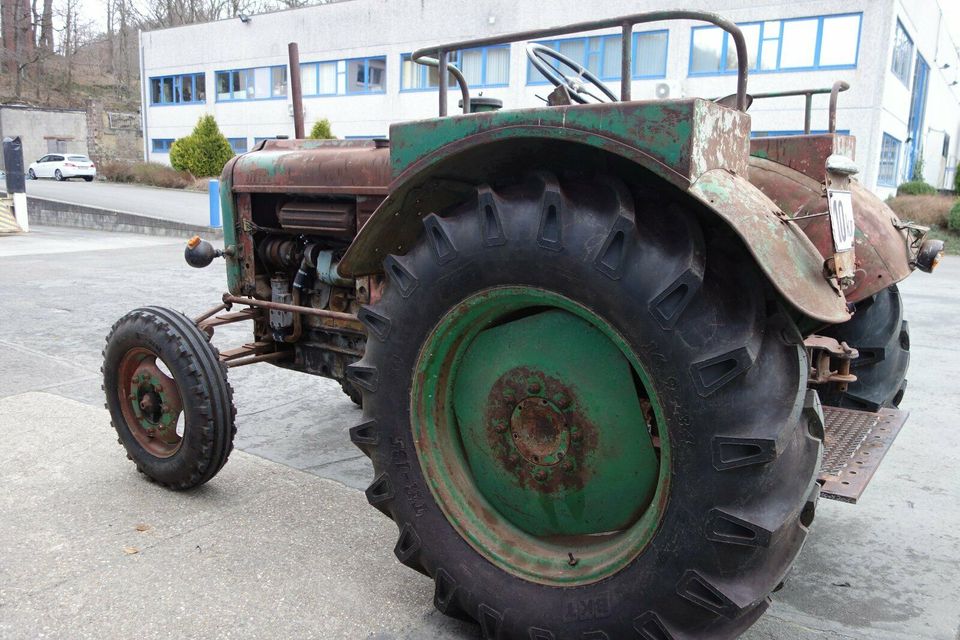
[340,139,850,325]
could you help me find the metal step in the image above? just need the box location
[819,406,908,503]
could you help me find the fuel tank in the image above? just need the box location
[230,138,391,197]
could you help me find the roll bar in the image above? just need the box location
[411,10,749,116]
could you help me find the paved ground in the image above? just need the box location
[1,226,959,639]
[26,179,209,227]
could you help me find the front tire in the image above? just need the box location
[349,172,822,638]
[102,306,236,489]
[28,168,36,180]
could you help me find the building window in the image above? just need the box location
[891,20,913,86]
[228,137,248,154]
[689,13,861,75]
[633,31,669,78]
[300,56,386,95]
[527,31,668,84]
[149,73,205,105]
[215,66,287,102]
[878,133,901,186]
[151,138,174,152]
[401,46,510,91]
[348,57,386,93]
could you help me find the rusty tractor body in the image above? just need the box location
[103,9,941,639]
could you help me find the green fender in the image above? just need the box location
[339,114,849,325]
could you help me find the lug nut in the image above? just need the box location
[507,453,520,465]
[528,381,541,394]
[571,430,582,444]
[534,470,548,482]
[563,461,574,473]
[555,394,569,408]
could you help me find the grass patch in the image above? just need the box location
[886,194,956,227]
[99,161,196,190]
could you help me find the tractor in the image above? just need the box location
[102,10,943,639]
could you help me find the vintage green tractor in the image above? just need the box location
[102,10,942,639]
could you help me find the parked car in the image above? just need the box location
[27,154,96,181]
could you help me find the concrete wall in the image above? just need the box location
[0,106,88,169]
[140,0,960,194]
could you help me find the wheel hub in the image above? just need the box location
[509,395,569,467]
[117,348,184,457]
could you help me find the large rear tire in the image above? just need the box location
[102,306,236,490]
[349,172,823,638]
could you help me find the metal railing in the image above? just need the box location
[411,10,749,116]
[745,81,850,134]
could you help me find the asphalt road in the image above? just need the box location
[26,179,209,227]
[1,226,959,639]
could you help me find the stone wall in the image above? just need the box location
[85,99,142,163]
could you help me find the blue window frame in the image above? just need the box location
[689,13,862,76]
[527,31,668,85]
[401,45,510,91]
[149,73,205,105]
[214,66,287,102]
[300,56,386,96]
[891,20,913,86]
[878,133,901,187]
[151,138,175,152]
[227,137,248,154]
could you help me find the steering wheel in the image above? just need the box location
[525,43,618,104]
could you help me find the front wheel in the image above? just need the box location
[349,172,822,638]
[27,168,36,180]
[102,306,236,489]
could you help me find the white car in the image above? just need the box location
[28,154,96,182]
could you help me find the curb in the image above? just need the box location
[26,196,224,239]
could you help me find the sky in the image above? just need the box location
[75,0,960,53]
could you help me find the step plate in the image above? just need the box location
[819,406,908,503]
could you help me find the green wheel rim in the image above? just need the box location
[411,286,671,585]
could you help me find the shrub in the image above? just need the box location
[896,181,937,196]
[99,160,193,189]
[169,115,234,177]
[949,200,960,232]
[309,118,334,139]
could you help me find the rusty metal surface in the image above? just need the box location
[804,334,858,385]
[690,169,850,324]
[230,139,391,196]
[819,406,908,503]
[750,134,856,181]
[288,42,305,139]
[748,155,914,303]
[483,367,595,494]
[222,294,360,324]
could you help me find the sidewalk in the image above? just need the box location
[0,392,474,640]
